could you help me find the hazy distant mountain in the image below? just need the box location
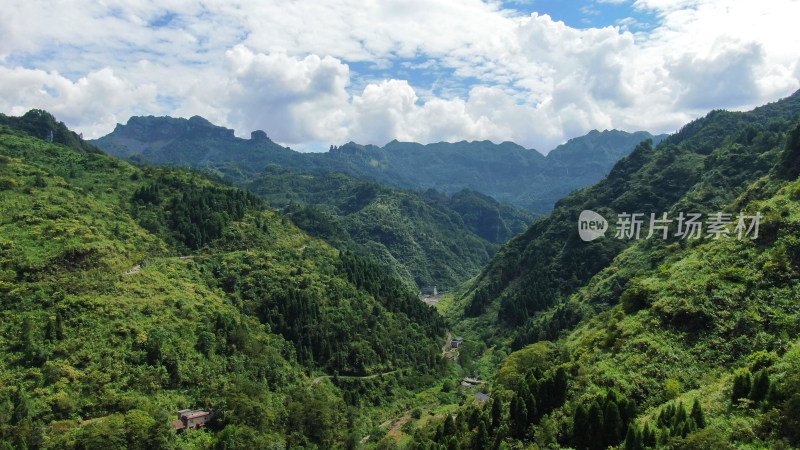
[92,117,666,213]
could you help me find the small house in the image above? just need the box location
[475,392,490,402]
[172,409,212,430]
[451,337,464,348]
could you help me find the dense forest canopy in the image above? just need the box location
[0,120,456,448]
[2,88,800,449]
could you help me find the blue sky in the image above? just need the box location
[508,0,654,29]
[0,0,798,152]
[345,1,657,108]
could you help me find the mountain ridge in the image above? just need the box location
[92,118,666,213]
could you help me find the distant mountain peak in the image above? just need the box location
[113,114,234,142]
[92,114,665,213]
[187,115,214,126]
[250,130,271,142]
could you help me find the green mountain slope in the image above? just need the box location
[92,116,543,291]
[329,129,665,213]
[453,89,800,349]
[92,117,664,213]
[243,168,536,290]
[409,93,800,449]
[0,118,449,448]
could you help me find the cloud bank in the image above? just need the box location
[1,0,798,151]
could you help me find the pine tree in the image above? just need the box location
[749,370,770,403]
[767,383,780,406]
[11,388,30,425]
[510,395,528,439]
[493,424,509,449]
[475,420,489,450]
[20,317,36,362]
[572,404,589,450]
[553,366,568,406]
[443,414,456,436]
[587,401,604,448]
[525,392,538,424]
[54,311,64,340]
[689,398,706,429]
[673,402,687,429]
[624,424,643,450]
[642,423,656,447]
[603,400,624,447]
[731,369,752,403]
[491,397,503,430]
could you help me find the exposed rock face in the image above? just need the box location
[113,115,235,142]
[250,130,270,142]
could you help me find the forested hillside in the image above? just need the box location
[411,91,800,448]
[453,89,800,350]
[92,117,663,213]
[326,130,666,213]
[5,92,800,450]
[0,116,453,448]
[244,168,535,290]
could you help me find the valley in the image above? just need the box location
[1,89,800,448]
[4,2,800,449]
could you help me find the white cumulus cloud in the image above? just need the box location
[0,0,798,150]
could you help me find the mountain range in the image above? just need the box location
[3,89,800,448]
[91,116,666,213]
[88,116,662,291]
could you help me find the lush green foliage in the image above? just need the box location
[7,88,800,449]
[455,89,800,350]
[0,123,451,448]
[412,89,800,448]
[244,169,535,289]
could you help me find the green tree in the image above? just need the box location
[749,370,770,403]
[11,388,29,425]
[510,395,528,439]
[690,398,706,429]
[124,410,156,450]
[624,424,643,450]
[491,397,503,430]
[782,393,800,445]
[572,404,589,450]
[731,369,752,403]
[642,423,657,447]
[603,400,624,447]
[443,414,456,437]
[474,419,489,450]
[587,401,604,449]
